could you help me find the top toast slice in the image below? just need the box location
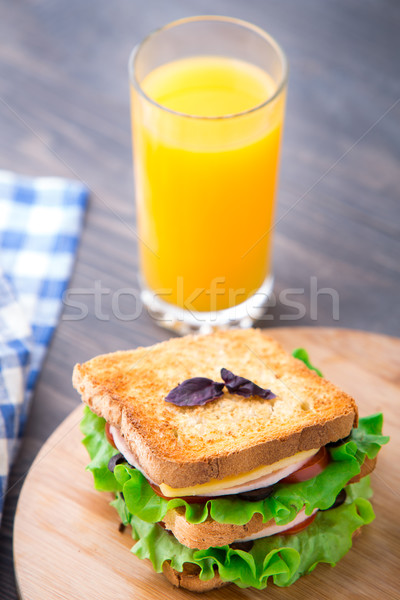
[73,329,357,488]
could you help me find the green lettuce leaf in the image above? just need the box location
[127,477,375,589]
[110,493,131,526]
[350,413,389,459]
[292,348,323,377]
[81,407,389,526]
[80,407,122,492]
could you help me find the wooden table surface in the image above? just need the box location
[0,1,399,597]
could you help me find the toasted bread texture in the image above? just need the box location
[163,508,266,550]
[73,329,357,488]
[162,561,227,592]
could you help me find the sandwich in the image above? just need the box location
[73,329,389,592]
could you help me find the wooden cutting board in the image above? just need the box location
[13,328,400,600]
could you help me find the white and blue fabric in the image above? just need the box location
[0,170,88,521]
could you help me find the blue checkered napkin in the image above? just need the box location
[0,170,88,520]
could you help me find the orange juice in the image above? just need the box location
[131,56,285,312]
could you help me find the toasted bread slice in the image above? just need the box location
[73,329,357,488]
[163,508,266,550]
[162,561,227,592]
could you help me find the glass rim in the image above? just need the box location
[128,15,288,121]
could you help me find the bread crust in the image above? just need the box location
[73,329,358,488]
[163,509,266,550]
[162,561,227,592]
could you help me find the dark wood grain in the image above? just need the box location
[0,0,399,597]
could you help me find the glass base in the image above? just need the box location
[140,275,274,335]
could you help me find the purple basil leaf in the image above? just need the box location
[165,377,225,406]
[220,368,276,400]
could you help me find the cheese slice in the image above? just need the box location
[159,448,319,498]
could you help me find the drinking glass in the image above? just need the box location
[129,16,287,334]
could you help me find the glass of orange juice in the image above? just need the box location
[129,16,287,333]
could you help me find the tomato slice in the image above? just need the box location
[105,423,117,449]
[278,512,317,536]
[149,482,213,504]
[281,447,330,484]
